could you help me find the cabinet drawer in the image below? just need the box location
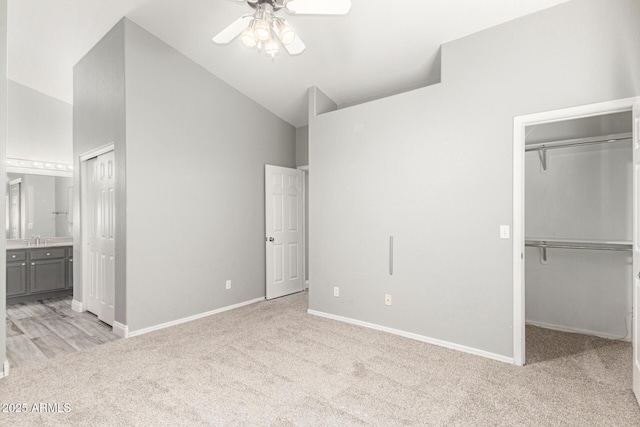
[7,251,27,262]
[30,248,66,260]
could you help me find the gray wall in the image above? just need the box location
[123,20,295,331]
[73,20,127,322]
[0,0,7,374]
[296,126,309,167]
[308,0,640,359]
[295,126,309,281]
[525,116,632,338]
[7,80,72,164]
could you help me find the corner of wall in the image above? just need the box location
[0,0,8,371]
[308,86,337,119]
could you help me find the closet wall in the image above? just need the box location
[525,112,633,339]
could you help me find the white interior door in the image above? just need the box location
[633,101,640,405]
[265,165,304,300]
[85,151,115,325]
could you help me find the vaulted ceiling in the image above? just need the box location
[8,0,571,127]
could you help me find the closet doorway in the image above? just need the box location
[80,144,116,326]
[513,98,640,403]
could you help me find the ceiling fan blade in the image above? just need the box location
[212,15,252,44]
[284,0,351,15]
[283,34,305,55]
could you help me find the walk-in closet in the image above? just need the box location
[524,111,633,362]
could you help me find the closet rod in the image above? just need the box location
[525,132,632,152]
[525,240,632,252]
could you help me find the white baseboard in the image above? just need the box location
[128,297,266,338]
[112,321,129,339]
[71,299,84,313]
[526,320,631,342]
[1,360,10,378]
[307,309,514,365]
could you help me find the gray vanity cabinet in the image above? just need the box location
[30,251,67,293]
[67,247,73,289]
[7,250,28,297]
[6,246,72,303]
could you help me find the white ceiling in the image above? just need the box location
[8,0,571,128]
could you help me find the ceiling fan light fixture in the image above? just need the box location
[254,9,272,41]
[264,37,280,57]
[241,20,258,47]
[274,19,295,45]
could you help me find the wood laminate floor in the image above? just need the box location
[6,297,119,369]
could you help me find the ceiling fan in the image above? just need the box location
[212,0,352,58]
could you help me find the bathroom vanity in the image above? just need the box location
[6,243,73,304]
[6,170,74,304]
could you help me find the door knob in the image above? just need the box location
[267,237,275,242]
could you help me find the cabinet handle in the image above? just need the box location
[12,255,16,259]
[70,259,73,262]
[21,263,25,266]
[46,253,50,256]
[31,263,35,266]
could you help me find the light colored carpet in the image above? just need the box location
[0,291,638,426]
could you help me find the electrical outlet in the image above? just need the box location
[500,225,510,239]
[385,294,392,306]
[225,280,231,290]
[334,287,339,297]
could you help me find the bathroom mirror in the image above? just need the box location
[6,172,73,239]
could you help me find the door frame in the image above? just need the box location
[297,165,309,290]
[78,143,115,319]
[513,97,640,366]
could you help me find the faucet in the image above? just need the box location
[32,235,41,245]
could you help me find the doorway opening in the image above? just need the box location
[79,144,116,327]
[5,157,118,370]
[513,98,640,405]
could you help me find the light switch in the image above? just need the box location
[500,225,510,239]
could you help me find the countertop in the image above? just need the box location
[7,242,73,250]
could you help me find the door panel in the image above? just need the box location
[29,258,66,293]
[265,165,304,299]
[6,262,27,296]
[85,151,115,326]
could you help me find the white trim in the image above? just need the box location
[308,309,513,364]
[1,360,10,378]
[298,167,307,291]
[112,321,129,338]
[513,97,640,367]
[127,297,265,338]
[71,299,84,313]
[79,142,115,162]
[526,320,631,342]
